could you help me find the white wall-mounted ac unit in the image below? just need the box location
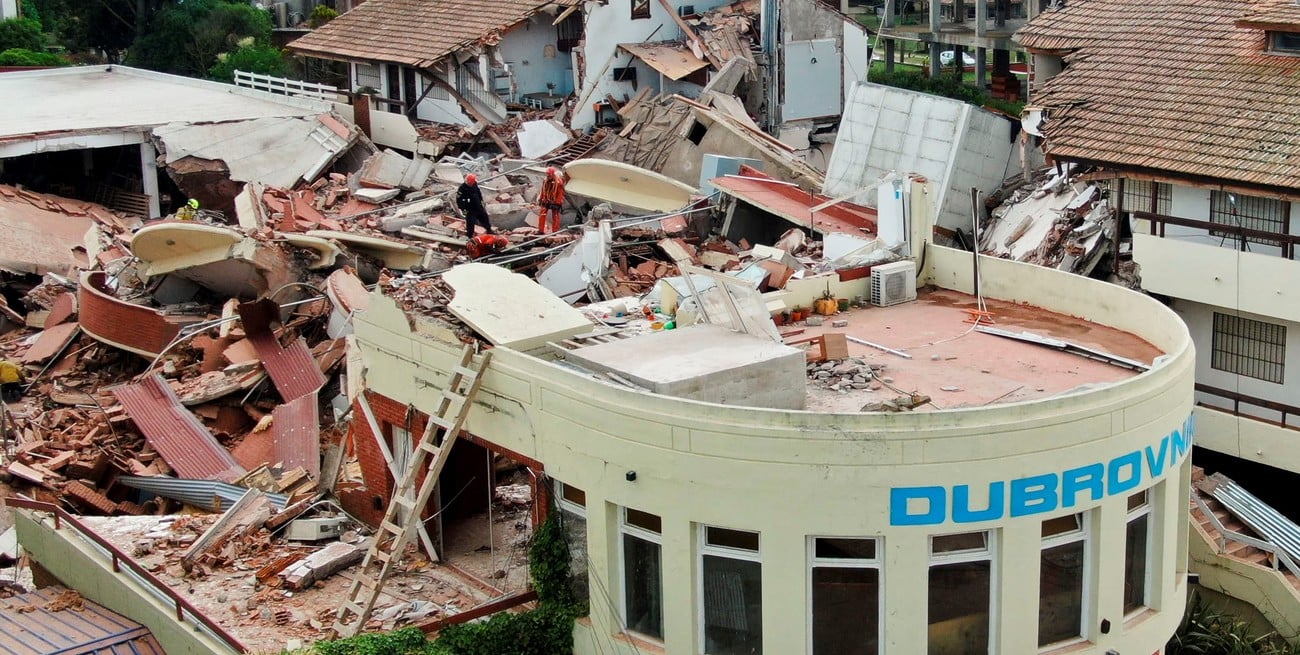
[678,4,696,16]
[870,260,917,307]
[286,517,349,542]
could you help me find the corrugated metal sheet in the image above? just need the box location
[111,375,245,482]
[0,586,165,655]
[239,298,326,402]
[273,391,321,478]
[1205,472,1300,565]
[116,475,288,511]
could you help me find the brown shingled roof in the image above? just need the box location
[287,0,575,68]
[1015,0,1300,191]
[1237,0,1300,30]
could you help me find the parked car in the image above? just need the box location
[938,50,977,67]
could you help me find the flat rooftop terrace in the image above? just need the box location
[795,288,1161,412]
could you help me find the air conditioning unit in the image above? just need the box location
[870,260,917,307]
[678,4,696,16]
[286,517,349,542]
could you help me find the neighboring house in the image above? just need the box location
[288,0,581,126]
[1017,0,1300,479]
[874,0,1037,101]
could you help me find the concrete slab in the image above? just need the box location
[516,120,571,160]
[563,324,806,409]
[152,115,357,189]
[443,263,591,354]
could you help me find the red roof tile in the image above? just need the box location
[112,375,245,482]
[287,0,576,68]
[1015,0,1300,191]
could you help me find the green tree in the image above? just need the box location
[0,18,44,52]
[208,42,287,82]
[129,0,272,77]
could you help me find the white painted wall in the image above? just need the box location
[843,20,872,95]
[496,14,574,97]
[574,0,731,128]
[1177,300,1299,425]
[825,82,1018,234]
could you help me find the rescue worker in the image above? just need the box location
[466,233,510,259]
[0,359,24,403]
[455,174,495,239]
[537,167,567,234]
[176,198,199,221]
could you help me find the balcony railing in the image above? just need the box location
[1134,211,1300,260]
[3,497,246,653]
[1196,383,1300,432]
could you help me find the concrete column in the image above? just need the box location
[883,0,896,27]
[885,39,897,73]
[760,528,806,654]
[929,42,942,78]
[584,498,622,642]
[883,531,928,655]
[139,140,161,219]
[995,522,1040,653]
[1089,496,1127,651]
[975,0,987,36]
[660,517,696,653]
[976,46,988,88]
[929,0,941,33]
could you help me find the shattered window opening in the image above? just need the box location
[1211,312,1286,384]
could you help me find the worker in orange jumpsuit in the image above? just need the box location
[537,167,566,234]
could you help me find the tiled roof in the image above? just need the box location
[1237,0,1300,29]
[288,0,576,68]
[1015,0,1300,190]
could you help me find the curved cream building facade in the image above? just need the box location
[354,245,1195,655]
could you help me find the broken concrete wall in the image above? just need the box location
[824,83,1021,237]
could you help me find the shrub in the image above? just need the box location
[1167,592,1300,655]
[0,47,69,66]
[0,18,44,52]
[208,43,288,82]
[309,5,338,28]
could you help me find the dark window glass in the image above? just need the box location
[623,532,663,639]
[813,567,879,654]
[1124,513,1149,613]
[1039,539,1085,645]
[928,561,990,654]
[703,554,762,654]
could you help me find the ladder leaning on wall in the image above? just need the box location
[331,343,491,638]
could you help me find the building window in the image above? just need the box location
[1121,179,1171,216]
[1270,31,1300,55]
[1209,190,1287,247]
[556,11,583,52]
[928,531,992,654]
[1211,313,1286,384]
[1124,490,1152,614]
[810,537,881,655]
[621,507,664,639]
[700,526,762,654]
[1039,514,1087,646]
[555,481,590,604]
[631,0,651,19]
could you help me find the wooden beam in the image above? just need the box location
[655,0,722,68]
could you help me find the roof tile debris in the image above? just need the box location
[1015,0,1300,190]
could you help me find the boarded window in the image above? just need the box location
[1211,313,1286,384]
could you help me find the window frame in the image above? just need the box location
[1210,312,1286,384]
[619,506,665,641]
[1209,190,1288,248]
[807,536,884,655]
[1120,179,1171,216]
[1123,491,1154,618]
[698,525,762,655]
[1037,513,1090,649]
[1269,30,1300,56]
[927,530,996,654]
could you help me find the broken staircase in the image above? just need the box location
[331,344,491,637]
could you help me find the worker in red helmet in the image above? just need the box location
[537,167,566,234]
[456,173,495,239]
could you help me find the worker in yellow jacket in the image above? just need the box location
[0,360,24,402]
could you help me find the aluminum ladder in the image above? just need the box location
[331,344,491,637]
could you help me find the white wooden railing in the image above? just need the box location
[233,70,339,101]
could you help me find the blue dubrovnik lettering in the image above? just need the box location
[889,415,1193,526]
